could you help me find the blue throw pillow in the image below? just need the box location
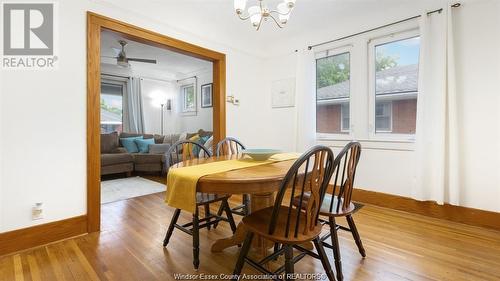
[192,136,210,156]
[120,136,143,153]
[199,135,210,144]
[135,138,155,153]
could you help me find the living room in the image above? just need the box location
[99,29,215,203]
[0,0,499,280]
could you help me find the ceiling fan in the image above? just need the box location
[102,40,157,68]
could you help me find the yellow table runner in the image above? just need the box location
[165,153,300,213]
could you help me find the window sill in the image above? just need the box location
[316,137,415,151]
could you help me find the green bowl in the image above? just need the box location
[242,149,282,161]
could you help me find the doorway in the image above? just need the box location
[87,12,226,232]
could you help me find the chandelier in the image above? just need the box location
[234,0,296,30]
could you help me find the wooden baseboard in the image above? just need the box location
[350,188,500,231]
[0,215,87,256]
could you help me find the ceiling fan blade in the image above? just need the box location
[127,58,157,64]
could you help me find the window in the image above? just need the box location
[375,102,392,132]
[316,51,350,135]
[341,103,350,132]
[181,84,196,113]
[373,35,420,135]
[100,83,123,133]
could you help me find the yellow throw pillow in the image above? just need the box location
[183,134,200,158]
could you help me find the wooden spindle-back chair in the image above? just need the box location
[294,141,363,281]
[163,140,236,269]
[232,145,336,281]
[213,137,248,227]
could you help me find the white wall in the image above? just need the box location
[141,78,179,135]
[141,68,214,136]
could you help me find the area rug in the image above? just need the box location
[101,176,166,204]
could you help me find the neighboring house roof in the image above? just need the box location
[317,64,418,101]
[101,108,122,123]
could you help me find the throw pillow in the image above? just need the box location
[188,134,201,155]
[198,129,213,138]
[153,134,165,144]
[135,138,155,153]
[199,135,210,145]
[199,135,213,157]
[101,132,119,153]
[120,136,143,153]
[179,132,188,142]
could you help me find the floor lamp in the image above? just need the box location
[160,103,165,135]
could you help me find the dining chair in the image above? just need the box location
[232,145,336,281]
[213,137,248,229]
[162,140,237,270]
[293,141,364,281]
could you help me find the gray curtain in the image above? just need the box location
[124,77,145,133]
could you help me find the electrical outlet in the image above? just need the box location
[32,202,44,220]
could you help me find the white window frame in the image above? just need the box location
[340,103,350,133]
[367,29,419,141]
[315,44,353,140]
[181,83,197,115]
[374,101,392,133]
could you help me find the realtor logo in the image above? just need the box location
[2,2,57,69]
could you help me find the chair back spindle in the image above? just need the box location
[165,140,211,175]
[328,142,362,214]
[216,137,246,157]
[268,146,334,238]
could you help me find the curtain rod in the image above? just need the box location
[140,76,175,83]
[307,3,461,50]
[176,75,197,83]
[101,73,130,79]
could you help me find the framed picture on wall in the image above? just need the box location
[201,83,213,108]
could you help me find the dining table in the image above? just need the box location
[171,154,312,254]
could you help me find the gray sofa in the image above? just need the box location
[100,130,212,177]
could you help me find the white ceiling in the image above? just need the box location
[99,0,444,57]
[100,29,212,79]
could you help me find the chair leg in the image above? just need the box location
[204,204,211,230]
[163,209,181,247]
[313,237,336,281]
[329,217,343,281]
[232,232,254,280]
[213,204,224,229]
[192,211,200,270]
[273,243,281,258]
[346,215,366,257]
[284,245,294,281]
[242,194,250,215]
[223,200,237,233]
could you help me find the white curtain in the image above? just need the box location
[294,49,316,152]
[414,5,459,204]
[124,77,145,133]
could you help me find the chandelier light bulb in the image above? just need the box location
[248,6,262,27]
[284,0,296,9]
[234,0,247,14]
[277,3,290,24]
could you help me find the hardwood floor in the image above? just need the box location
[1,191,500,281]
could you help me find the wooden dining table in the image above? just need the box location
[173,154,304,254]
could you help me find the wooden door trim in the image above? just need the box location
[87,12,226,232]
